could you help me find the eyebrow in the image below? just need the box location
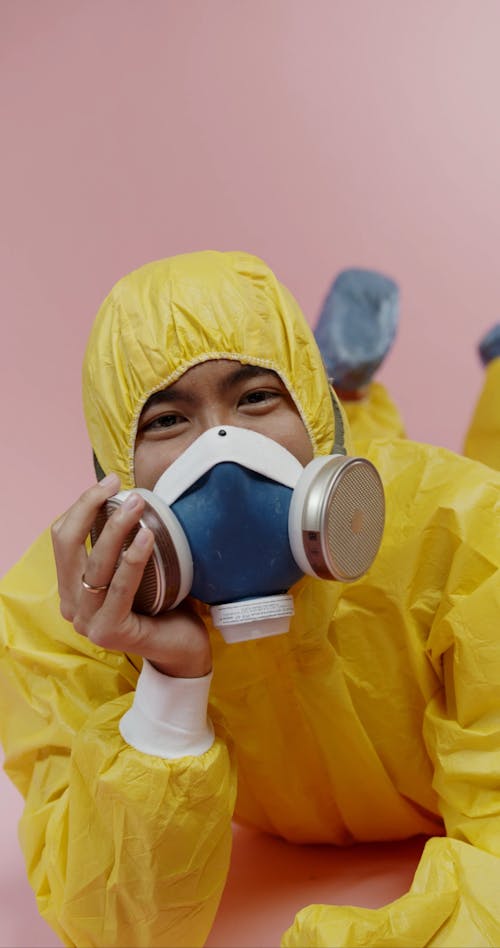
[141,365,281,412]
[220,364,280,390]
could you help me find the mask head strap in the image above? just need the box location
[329,383,347,457]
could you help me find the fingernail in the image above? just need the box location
[99,472,120,489]
[123,492,140,510]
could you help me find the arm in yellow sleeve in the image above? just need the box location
[0,529,236,948]
[283,456,500,948]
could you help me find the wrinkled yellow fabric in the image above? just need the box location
[0,530,236,947]
[340,381,406,448]
[345,366,500,473]
[1,251,500,948]
[463,357,500,471]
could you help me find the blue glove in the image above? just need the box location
[314,268,399,393]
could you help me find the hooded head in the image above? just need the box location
[82,251,343,488]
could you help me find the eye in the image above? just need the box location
[139,412,187,435]
[239,389,281,406]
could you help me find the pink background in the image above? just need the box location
[1,1,499,944]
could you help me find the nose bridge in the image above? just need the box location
[198,399,233,433]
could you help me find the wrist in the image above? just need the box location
[150,655,212,678]
[119,659,214,759]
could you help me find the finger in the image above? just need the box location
[77,494,148,624]
[101,526,155,622]
[51,473,120,620]
[82,492,146,586]
[83,527,155,641]
[87,535,211,673]
[51,473,121,553]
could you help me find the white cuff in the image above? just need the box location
[119,659,214,759]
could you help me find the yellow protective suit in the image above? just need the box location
[463,357,500,471]
[343,363,500,471]
[339,382,406,448]
[1,251,500,948]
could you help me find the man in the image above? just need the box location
[1,251,499,947]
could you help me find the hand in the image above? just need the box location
[51,474,212,678]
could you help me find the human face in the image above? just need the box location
[134,360,313,489]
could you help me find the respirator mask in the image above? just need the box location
[92,395,385,643]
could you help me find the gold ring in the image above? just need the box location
[82,574,110,594]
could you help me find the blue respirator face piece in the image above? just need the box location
[91,422,385,643]
[172,463,303,605]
